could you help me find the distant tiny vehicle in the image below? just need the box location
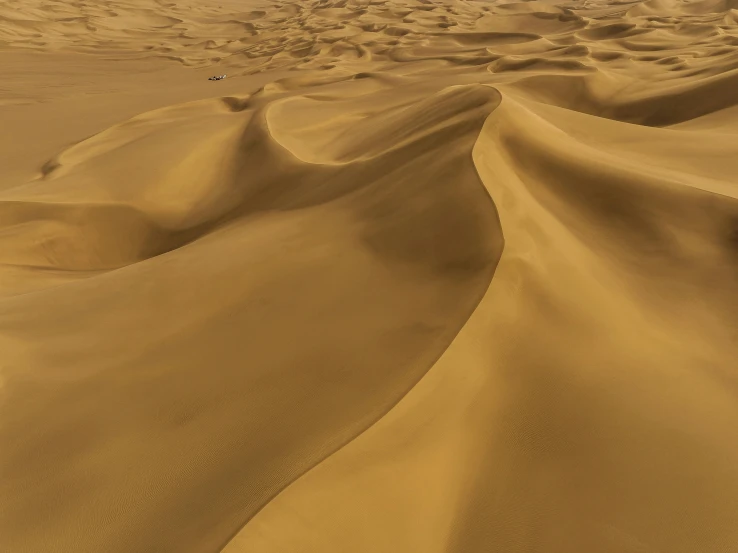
[208,74,227,81]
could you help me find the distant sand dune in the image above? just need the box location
[2,0,738,552]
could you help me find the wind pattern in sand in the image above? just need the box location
[2,0,738,552]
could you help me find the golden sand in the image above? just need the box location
[2,0,738,551]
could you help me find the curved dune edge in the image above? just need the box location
[220,90,738,553]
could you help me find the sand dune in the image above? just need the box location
[2,0,738,551]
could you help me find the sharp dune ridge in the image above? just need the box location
[1,0,738,551]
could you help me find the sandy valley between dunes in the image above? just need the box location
[2,0,738,551]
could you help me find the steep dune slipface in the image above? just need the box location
[2,0,738,552]
[0,77,503,553]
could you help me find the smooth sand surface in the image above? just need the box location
[2,0,738,551]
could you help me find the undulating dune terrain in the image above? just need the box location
[2,0,738,551]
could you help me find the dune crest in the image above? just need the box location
[2,0,738,552]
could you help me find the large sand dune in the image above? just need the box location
[2,0,738,551]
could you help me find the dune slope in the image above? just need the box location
[2,0,738,552]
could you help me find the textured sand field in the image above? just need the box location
[2,0,738,551]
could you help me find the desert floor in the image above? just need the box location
[2,0,738,551]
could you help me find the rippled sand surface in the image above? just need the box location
[2,0,738,551]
